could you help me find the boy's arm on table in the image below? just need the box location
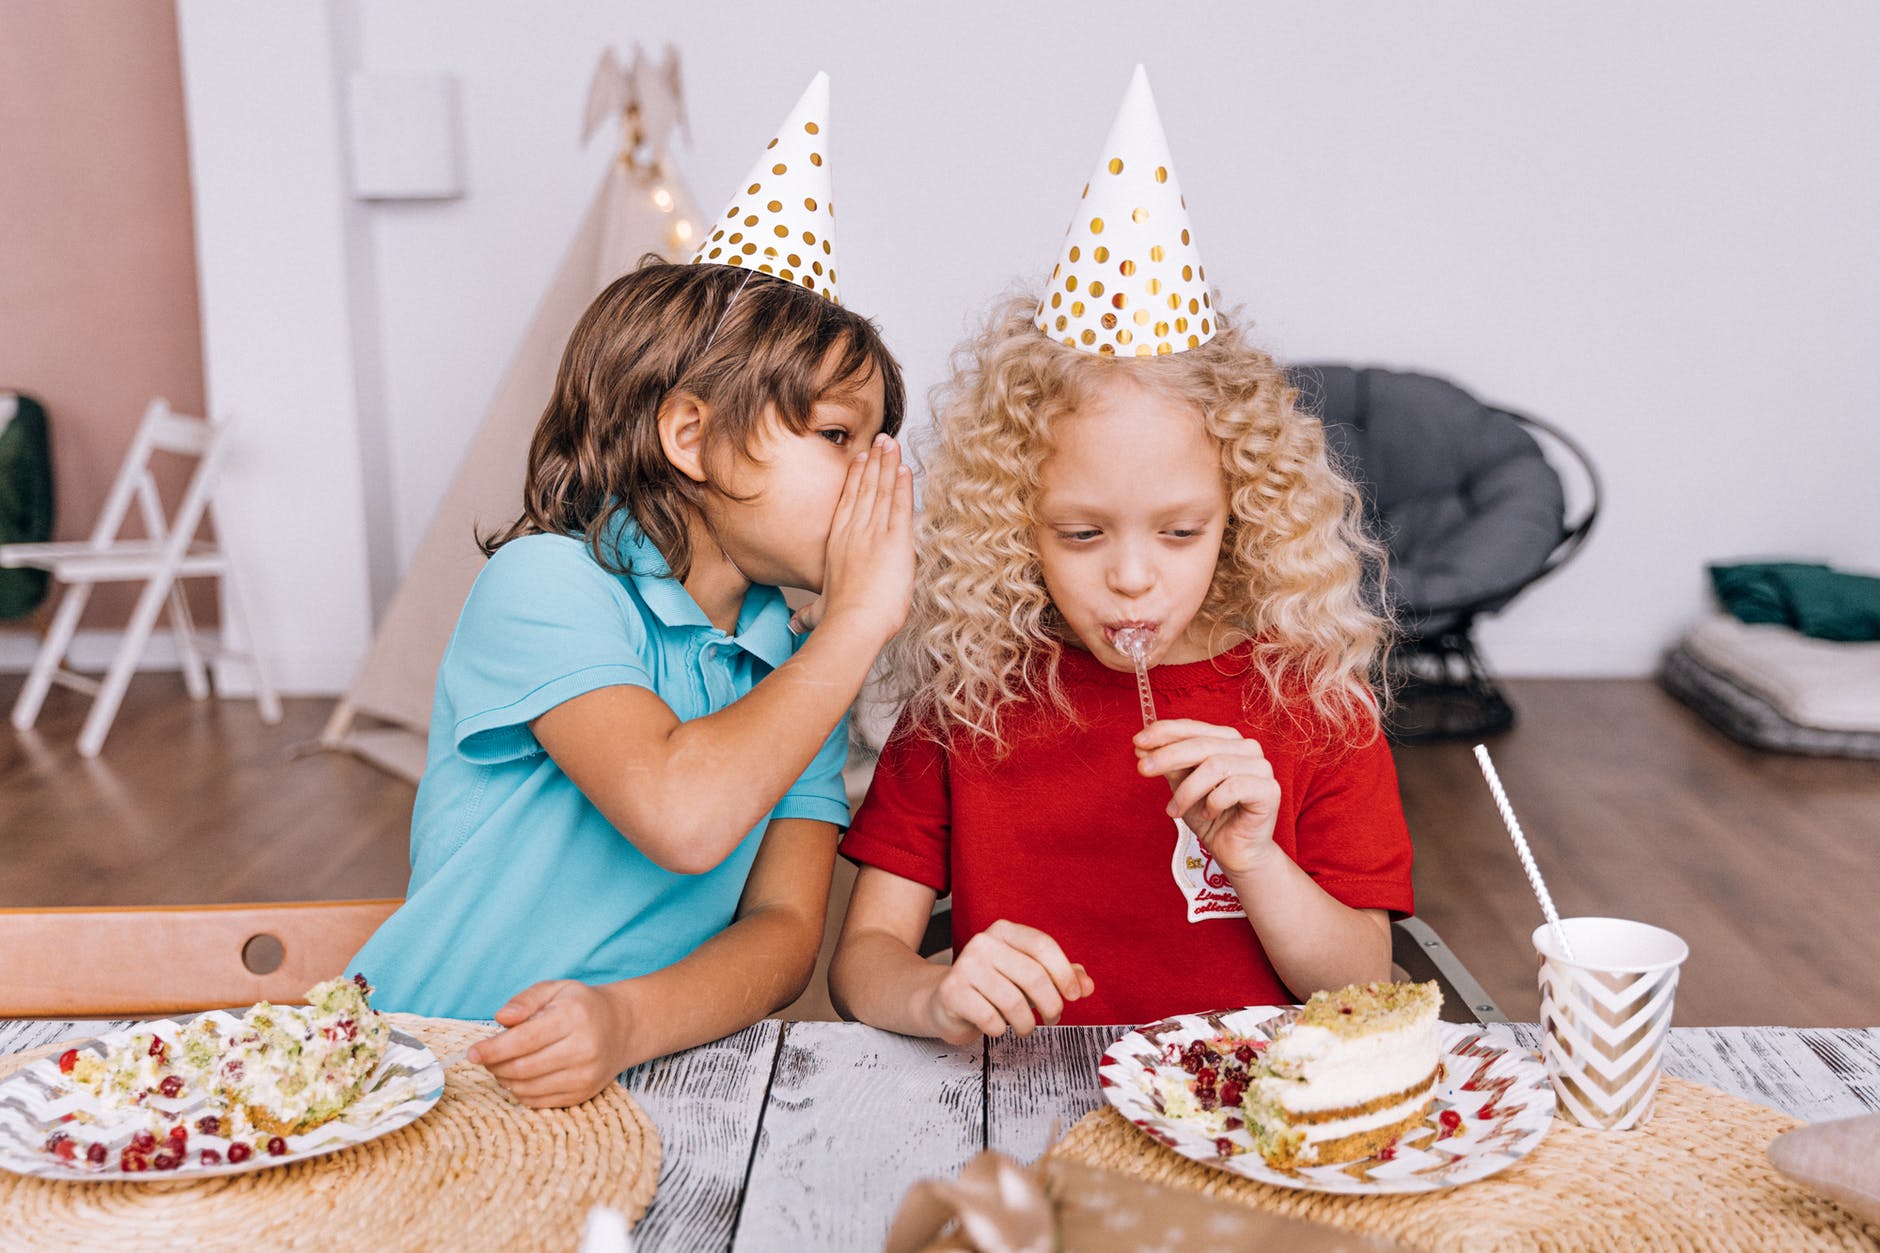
[468,816,837,1107]
[830,866,1092,1045]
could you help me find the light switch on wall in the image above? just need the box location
[347,72,465,201]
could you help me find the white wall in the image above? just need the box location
[175,0,380,692]
[194,1,1880,686]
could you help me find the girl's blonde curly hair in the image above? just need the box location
[880,291,1390,753]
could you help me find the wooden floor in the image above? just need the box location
[0,676,414,908]
[3,674,1876,1028]
[1395,680,1880,1028]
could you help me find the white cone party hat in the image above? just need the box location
[1037,65,1214,356]
[693,71,841,303]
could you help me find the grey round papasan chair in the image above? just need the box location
[1287,364,1601,742]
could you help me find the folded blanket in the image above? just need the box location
[1710,561,1880,642]
[1659,643,1880,759]
[1682,615,1880,734]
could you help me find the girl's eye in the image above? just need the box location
[818,429,851,447]
[1166,529,1203,539]
[1057,529,1101,543]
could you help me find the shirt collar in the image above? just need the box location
[606,512,796,669]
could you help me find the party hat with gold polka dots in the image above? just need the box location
[692,71,840,303]
[1037,65,1213,356]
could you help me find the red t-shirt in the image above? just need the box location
[841,643,1414,1026]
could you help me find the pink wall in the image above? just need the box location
[0,2,212,631]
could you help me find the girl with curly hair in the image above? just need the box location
[830,69,1411,1040]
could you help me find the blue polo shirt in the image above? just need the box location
[349,520,851,1018]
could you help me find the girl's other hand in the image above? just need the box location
[818,433,914,647]
[466,980,635,1109]
[1134,719,1283,877]
[924,919,1094,1044]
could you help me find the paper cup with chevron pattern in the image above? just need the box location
[1534,917,1689,1130]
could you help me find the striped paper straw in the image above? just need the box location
[1473,744,1575,961]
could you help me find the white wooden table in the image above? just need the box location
[3,1018,1876,1251]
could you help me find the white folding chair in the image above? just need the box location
[0,398,281,756]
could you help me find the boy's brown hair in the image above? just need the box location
[484,257,905,580]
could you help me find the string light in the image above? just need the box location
[671,219,694,243]
[651,187,674,212]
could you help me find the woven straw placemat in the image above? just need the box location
[1047,1075,1880,1251]
[0,1014,659,1252]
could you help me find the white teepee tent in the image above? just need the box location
[323,47,704,780]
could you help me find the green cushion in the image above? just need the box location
[0,392,55,620]
[1709,562,1880,643]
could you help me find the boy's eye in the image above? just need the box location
[818,429,851,446]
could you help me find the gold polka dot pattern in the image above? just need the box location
[692,72,841,305]
[0,1016,660,1251]
[1034,65,1213,356]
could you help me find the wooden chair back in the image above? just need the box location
[0,900,401,1017]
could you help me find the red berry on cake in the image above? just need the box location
[58,1049,78,1074]
[226,1142,252,1164]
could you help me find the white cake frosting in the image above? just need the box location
[1244,980,1443,1165]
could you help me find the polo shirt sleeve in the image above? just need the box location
[770,707,854,830]
[838,713,952,894]
[1291,733,1416,917]
[442,537,657,765]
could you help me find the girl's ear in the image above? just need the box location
[658,392,711,483]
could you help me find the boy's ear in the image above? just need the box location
[658,392,710,483]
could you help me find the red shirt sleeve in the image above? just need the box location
[1290,734,1416,917]
[839,716,953,895]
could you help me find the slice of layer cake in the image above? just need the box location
[1243,980,1442,1168]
